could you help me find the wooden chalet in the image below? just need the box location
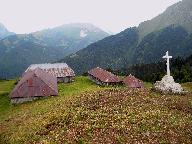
[88,67,122,86]
[25,63,75,83]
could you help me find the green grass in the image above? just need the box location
[0,80,16,117]
[0,77,192,143]
[182,82,192,92]
[144,82,153,88]
[0,79,16,94]
[0,76,105,143]
[0,77,103,119]
[58,76,102,96]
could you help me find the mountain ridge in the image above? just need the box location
[0,23,15,40]
[138,0,192,40]
[0,23,109,79]
[59,0,192,74]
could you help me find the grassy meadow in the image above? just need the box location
[0,80,16,117]
[0,77,192,143]
[0,77,103,119]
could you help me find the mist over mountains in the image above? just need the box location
[0,23,15,40]
[138,0,192,40]
[1,0,192,78]
[59,0,192,74]
[0,23,109,78]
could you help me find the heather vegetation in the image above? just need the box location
[1,1,192,142]
[0,77,192,143]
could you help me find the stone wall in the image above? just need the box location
[88,75,103,85]
[88,74,121,86]
[57,76,74,83]
[11,97,39,104]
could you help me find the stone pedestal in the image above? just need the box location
[153,75,186,94]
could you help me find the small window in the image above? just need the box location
[28,79,33,86]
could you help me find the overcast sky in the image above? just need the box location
[0,0,181,34]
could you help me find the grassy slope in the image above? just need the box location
[182,82,192,92]
[0,77,191,143]
[0,77,105,143]
[0,77,103,119]
[0,80,16,117]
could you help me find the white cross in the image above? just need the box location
[162,51,172,76]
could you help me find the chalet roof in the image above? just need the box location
[11,68,58,98]
[25,63,75,78]
[88,67,121,83]
[123,74,144,88]
[26,63,68,70]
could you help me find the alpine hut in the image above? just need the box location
[10,68,58,104]
[25,63,75,83]
[123,74,144,88]
[88,67,122,86]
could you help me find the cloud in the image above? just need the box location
[0,0,181,33]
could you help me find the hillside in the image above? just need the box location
[60,25,192,74]
[0,23,14,40]
[134,25,192,64]
[59,0,192,74]
[0,23,109,79]
[59,27,139,74]
[138,0,192,40]
[0,77,192,143]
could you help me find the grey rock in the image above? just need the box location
[153,75,186,94]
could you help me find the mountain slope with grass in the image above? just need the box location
[138,0,192,40]
[59,0,192,74]
[134,25,192,64]
[60,25,192,74]
[59,27,139,74]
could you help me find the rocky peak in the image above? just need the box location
[0,23,14,40]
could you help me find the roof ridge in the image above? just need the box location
[97,67,116,75]
[88,67,121,83]
[33,69,58,93]
[10,71,38,97]
[38,76,58,93]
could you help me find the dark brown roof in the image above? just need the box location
[88,67,121,83]
[123,75,144,88]
[11,68,58,98]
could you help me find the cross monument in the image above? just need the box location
[163,51,172,76]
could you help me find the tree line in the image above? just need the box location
[110,55,192,83]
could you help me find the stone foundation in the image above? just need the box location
[153,75,187,94]
[88,75,122,86]
[57,76,74,83]
[11,97,39,104]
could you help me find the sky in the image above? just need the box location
[0,0,181,34]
